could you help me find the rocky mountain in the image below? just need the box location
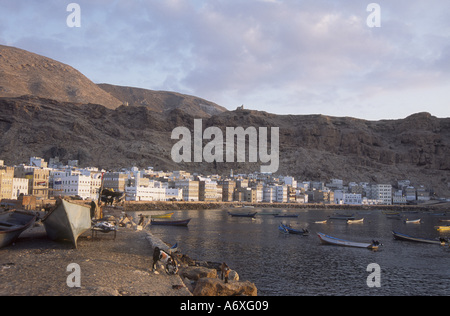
[0,45,122,110]
[0,45,449,195]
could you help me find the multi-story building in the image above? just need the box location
[11,178,29,200]
[370,184,392,205]
[14,165,50,199]
[103,172,128,192]
[199,180,220,202]
[52,170,92,200]
[220,180,236,202]
[0,167,14,200]
[174,180,199,201]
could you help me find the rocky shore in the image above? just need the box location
[0,207,257,296]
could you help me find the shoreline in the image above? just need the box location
[123,200,450,213]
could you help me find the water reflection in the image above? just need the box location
[143,208,450,296]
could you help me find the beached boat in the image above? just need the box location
[151,218,191,227]
[317,232,380,250]
[228,212,257,218]
[151,212,174,219]
[347,218,364,224]
[436,226,450,232]
[392,231,446,245]
[405,218,421,224]
[273,214,299,218]
[0,210,36,248]
[279,223,308,235]
[42,199,92,248]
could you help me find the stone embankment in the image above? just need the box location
[124,200,450,213]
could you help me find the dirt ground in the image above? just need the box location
[0,221,191,296]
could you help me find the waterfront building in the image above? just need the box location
[52,170,92,200]
[370,184,392,205]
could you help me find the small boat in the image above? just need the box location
[278,225,289,234]
[317,232,380,250]
[382,211,399,215]
[279,223,309,235]
[151,212,174,219]
[228,212,257,218]
[392,231,446,245]
[273,214,299,218]
[436,226,450,232]
[259,211,280,216]
[329,214,355,220]
[42,199,92,248]
[347,218,364,224]
[151,218,191,227]
[405,218,421,224]
[314,220,328,224]
[439,219,450,223]
[0,210,37,248]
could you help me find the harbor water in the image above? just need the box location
[145,208,450,296]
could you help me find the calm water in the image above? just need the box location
[144,208,450,296]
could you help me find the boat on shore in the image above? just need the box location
[0,210,37,248]
[347,218,364,224]
[151,218,191,227]
[151,212,174,219]
[405,218,421,224]
[317,232,380,250]
[392,231,446,245]
[228,212,257,218]
[42,199,92,249]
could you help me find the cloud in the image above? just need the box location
[1,0,449,119]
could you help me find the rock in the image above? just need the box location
[179,266,217,281]
[193,278,257,296]
[228,270,239,281]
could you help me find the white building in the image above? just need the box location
[392,190,407,204]
[53,170,101,200]
[263,185,288,203]
[370,184,392,205]
[11,178,29,199]
[334,191,362,205]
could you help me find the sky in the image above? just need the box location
[0,0,449,120]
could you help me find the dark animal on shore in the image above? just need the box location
[220,262,230,283]
[152,247,178,275]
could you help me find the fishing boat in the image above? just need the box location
[329,214,355,220]
[151,212,174,219]
[0,210,36,248]
[279,223,309,235]
[439,219,450,223]
[259,211,280,216]
[347,218,364,224]
[42,199,92,248]
[228,212,257,218]
[392,231,446,245]
[273,214,299,218]
[317,232,380,250]
[405,218,421,224]
[314,220,328,224]
[436,226,450,232]
[151,218,191,227]
[278,224,289,234]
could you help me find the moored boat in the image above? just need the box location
[314,220,328,224]
[392,231,446,245]
[151,212,174,219]
[347,218,364,224]
[279,223,309,235]
[405,218,421,224]
[317,232,380,250]
[273,214,299,218]
[228,212,257,218]
[151,218,191,227]
[0,210,37,248]
[435,226,450,232]
[42,199,92,248]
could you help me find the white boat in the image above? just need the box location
[317,232,380,250]
[347,218,364,224]
[314,220,327,224]
[405,219,421,224]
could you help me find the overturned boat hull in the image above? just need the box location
[42,199,91,248]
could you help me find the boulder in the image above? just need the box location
[193,278,257,296]
[179,266,217,281]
